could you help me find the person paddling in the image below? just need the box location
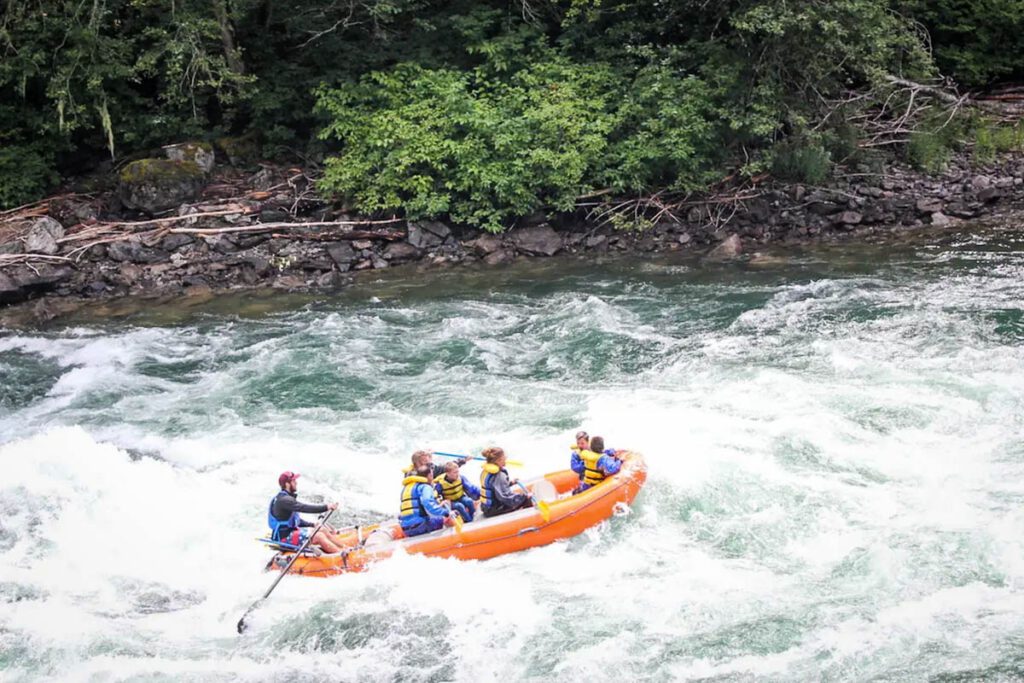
[403,449,467,479]
[268,471,344,554]
[479,447,531,518]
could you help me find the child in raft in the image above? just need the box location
[571,435,623,493]
[435,460,481,523]
[479,446,532,518]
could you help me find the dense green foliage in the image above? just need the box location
[905,0,1024,88]
[2,0,1023,225]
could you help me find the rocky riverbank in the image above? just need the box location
[3,142,1024,325]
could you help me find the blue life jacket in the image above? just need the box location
[267,490,301,541]
[480,463,501,511]
[399,475,441,528]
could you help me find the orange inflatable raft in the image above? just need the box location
[268,451,647,576]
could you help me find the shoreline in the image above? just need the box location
[2,150,1024,327]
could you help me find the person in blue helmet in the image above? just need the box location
[434,460,481,523]
[268,471,344,553]
[399,464,457,537]
[573,436,624,493]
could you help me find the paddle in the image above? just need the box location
[237,511,332,634]
[517,481,552,523]
[433,451,524,467]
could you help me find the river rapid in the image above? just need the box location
[2,225,1024,682]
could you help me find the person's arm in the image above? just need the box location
[462,476,481,500]
[570,451,584,475]
[418,485,450,519]
[276,494,329,516]
[492,471,526,507]
[599,454,622,476]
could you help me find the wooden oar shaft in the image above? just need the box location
[237,511,333,634]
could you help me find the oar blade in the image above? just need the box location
[538,500,551,523]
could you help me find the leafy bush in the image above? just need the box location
[0,145,59,209]
[771,138,832,184]
[317,46,722,231]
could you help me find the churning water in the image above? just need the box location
[2,226,1024,681]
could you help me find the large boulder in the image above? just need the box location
[0,265,73,305]
[162,142,215,173]
[469,234,503,256]
[509,225,562,256]
[118,159,205,215]
[706,234,742,260]
[23,217,64,255]
[407,221,451,249]
[383,242,421,263]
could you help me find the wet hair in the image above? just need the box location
[411,450,432,468]
[444,461,460,473]
[416,464,433,479]
[590,436,605,452]
[482,447,504,463]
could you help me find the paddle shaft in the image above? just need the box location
[237,510,333,634]
[433,451,523,467]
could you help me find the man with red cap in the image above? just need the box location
[268,471,344,554]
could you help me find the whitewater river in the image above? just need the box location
[2,225,1024,681]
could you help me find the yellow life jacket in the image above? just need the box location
[579,449,606,487]
[399,475,431,519]
[480,463,500,509]
[435,474,465,501]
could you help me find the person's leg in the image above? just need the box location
[402,517,444,537]
[458,496,475,522]
[311,530,341,553]
[452,500,470,523]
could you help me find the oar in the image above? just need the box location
[517,482,551,523]
[237,511,332,634]
[433,451,524,467]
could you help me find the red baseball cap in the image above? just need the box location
[278,471,300,487]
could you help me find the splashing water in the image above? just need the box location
[2,227,1024,681]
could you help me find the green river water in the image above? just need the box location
[1,225,1024,681]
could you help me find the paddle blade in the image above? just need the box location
[453,515,464,533]
[538,501,551,523]
[506,459,524,467]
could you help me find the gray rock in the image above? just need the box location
[0,265,73,304]
[707,234,742,260]
[407,222,447,249]
[836,211,863,225]
[24,217,64,255]
[118,159,204,215]
[107,240,170,264]
[0,240,23,255]
[326,242,356,267]
[808,201,842,216]
[585,235,607,248]
[677,233,693,245]
[484,248,515,266]
[160,234,194,251]
[383,242,421,263]
[470,234,503,256]
[509,225,562,256]
[163,142,215,174]
[931,212,953,227]
[915,198,944,214]
[978,186,1001,202]
[971,175,993,193]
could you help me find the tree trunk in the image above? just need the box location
[212,0,246,75]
